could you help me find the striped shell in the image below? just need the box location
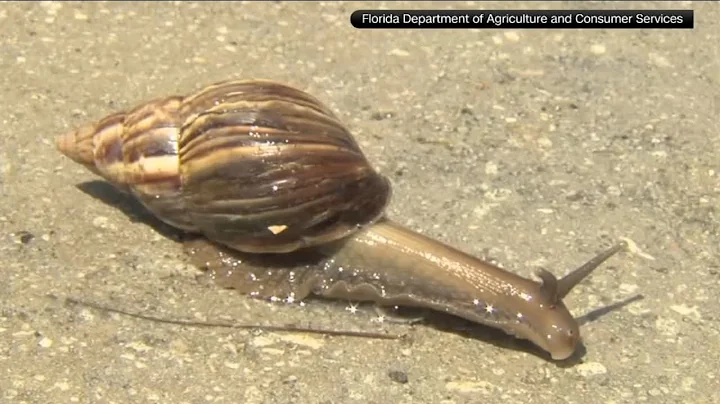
[56,79,391,253]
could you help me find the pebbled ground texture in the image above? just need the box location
[0,1,717,404]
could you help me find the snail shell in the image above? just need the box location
[56,79,391,253]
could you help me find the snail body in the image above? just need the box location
[57,79,627,361]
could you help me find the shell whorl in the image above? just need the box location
[57,79,391,253]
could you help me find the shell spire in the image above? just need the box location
[55,121,111,177]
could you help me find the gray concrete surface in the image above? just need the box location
[1,1,718,403]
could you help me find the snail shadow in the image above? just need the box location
[74,180,643,365]
[75,180,188,242]
[576,294,644,327]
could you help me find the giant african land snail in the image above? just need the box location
[56,79,627,360]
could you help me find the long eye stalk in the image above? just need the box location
[557,241,628,299]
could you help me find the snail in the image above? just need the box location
[56,79,627,361]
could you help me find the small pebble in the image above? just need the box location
[388,369,409,384]
[537,137,553,148]
[38,336,53,348]
[504,31,520,42]
[648,388,662,397]
[92,216,109,228]
[576,361,607,377]
[14,230,35,244]
[590,43,607,55]
[485,161,498,175]
[388,48,410,57]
